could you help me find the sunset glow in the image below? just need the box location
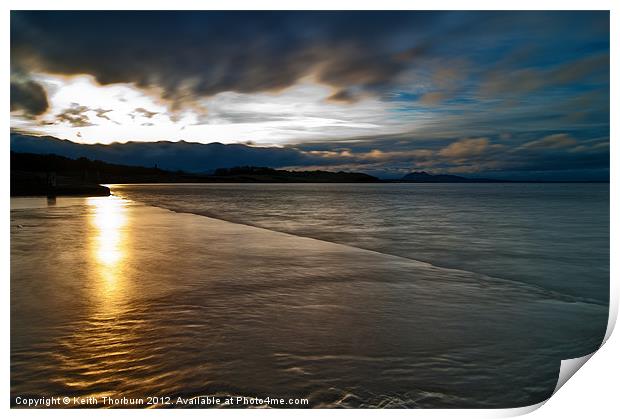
[10,11,610,179]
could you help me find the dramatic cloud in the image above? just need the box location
[10,76,49,116]
[11,12,607,104]
[12,11,422,103]
[9,11,610,180]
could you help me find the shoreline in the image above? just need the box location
[10,194,608,408]
[107,184,610,308]
[12,193,608,309]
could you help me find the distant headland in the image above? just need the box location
[11,151,607,197]
[10,152,379,196]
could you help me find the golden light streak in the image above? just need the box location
[87,196,129,298]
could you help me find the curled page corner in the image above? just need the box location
[495,355,596,419]
[499,401,546,418]
[541,306,616,409]
[553,352,596,395]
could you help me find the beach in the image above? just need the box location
[10,190,608,408]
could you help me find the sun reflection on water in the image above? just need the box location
[51,196,139,400]
[87,196,129,300]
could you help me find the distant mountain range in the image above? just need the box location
[9,133,501,182]
[10,133,316,173]
[12,133,600,184]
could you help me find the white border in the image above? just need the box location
[1,0,617,11]
[3,1,617,418]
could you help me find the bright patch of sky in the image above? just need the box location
[12,73,420,145]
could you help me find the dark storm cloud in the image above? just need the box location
[10,11,610,104]
[14,11,597,103]
[10,76,49,116]
[10,11,610,180]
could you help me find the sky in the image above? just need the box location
[10,11,609,179]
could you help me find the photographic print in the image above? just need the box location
[9,9,610,409]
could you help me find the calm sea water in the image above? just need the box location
[11,183,609,408]
[113,183,609,303]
